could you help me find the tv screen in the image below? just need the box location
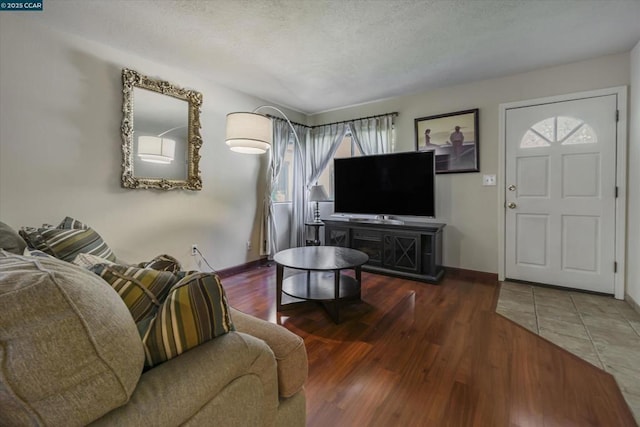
[333,151,435,217]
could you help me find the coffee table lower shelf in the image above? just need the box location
[280,272,361,322]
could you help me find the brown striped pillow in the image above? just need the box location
[140,272,235,367]
[89,264,180,323]
[137,254,182,273]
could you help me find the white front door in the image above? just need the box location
[504,94,618,293]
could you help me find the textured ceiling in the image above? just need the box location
[33,0,640,114]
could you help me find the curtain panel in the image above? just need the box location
[261,118,311,254]
[308,123,349,186]
[289,123,309,248]
[260,119,291,256]
[348,114,395,155]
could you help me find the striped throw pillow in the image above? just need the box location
[57,216,89,230]
[89,264,180,323]
[19,226,117,262]
[141,272,235,367]
[137,254,182,273]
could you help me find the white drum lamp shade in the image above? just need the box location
[225,112,273,154]
[138,136,176,164]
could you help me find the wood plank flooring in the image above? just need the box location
[221,265,636,426]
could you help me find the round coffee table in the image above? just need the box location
[274,246,369,323]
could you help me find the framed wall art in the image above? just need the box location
[414,108,479,174]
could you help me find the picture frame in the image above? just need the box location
[414,108,479,174]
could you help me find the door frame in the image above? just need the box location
[498,86,628,299]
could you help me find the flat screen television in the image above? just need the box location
[333,151,436,218]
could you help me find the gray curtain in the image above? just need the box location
[260,119,290,257]
[348,114,395,155]
[307,123,349,186]
[289,123,309,248]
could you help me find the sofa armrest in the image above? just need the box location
[90,332,279,427]
[231,308,308,398]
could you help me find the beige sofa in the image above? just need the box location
[0,222,307,426]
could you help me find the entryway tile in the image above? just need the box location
[534,292,576,311]
[498,287,534,307]
[595,342,640,372]
[571,294,622,317]
[537,317,589,340]
[605,364,640,397]
[535,304,582,324]
[538,329,600,366]
[500,281,533,295]
[496,307,538,333]
[630,320,640,336]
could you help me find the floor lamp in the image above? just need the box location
[225,106,307,248]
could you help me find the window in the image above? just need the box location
[271,118,396,202]
[520,116,597,148]
[271,134,362,202]
[316,135,362,199]
[272,140,295,202]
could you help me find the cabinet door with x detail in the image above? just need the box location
[383,232,421,273]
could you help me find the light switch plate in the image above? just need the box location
[483,174,497,186]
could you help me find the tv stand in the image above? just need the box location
[323,219,445,283]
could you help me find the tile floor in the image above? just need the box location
[496,281,640,422]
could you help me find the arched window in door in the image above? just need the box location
[520,116,597,148]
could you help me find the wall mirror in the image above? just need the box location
[121,68,203,190]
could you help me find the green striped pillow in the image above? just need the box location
[19,226,116,262]
[141,272,235,367]
[89,264,180,323]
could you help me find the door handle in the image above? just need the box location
[508,184,516,191]
[507,202,517,209]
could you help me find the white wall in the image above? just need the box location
[310,53,631,273]
[627,41,640,305]
[0,16,303,270]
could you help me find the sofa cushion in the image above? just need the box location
[0,251,144,426]
[141,272,235,367]
[19,219,116,263]
[0,221,27,254]
[23,247,57,259]
[89,263,181,323]
[231,308,308,398]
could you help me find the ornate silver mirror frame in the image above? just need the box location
[121,68,203,190]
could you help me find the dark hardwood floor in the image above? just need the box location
[222,265,636,427]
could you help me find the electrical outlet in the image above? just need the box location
[191,244,198,256]
[246,241,251,251]
[483,174,497,186]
